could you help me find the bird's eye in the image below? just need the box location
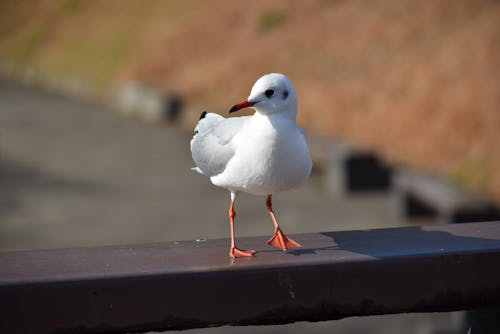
[265,89,275,98]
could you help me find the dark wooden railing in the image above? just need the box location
[1,221,500,334]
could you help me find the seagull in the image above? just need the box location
[190,73,312,258]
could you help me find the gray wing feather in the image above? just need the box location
[190,113,250,177]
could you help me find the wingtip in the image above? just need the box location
[199,111,207,120]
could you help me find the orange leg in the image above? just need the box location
[228,193,255,258]
[266,194,301,251]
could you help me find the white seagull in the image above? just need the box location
[190,73,312,258]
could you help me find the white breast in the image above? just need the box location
[211,113,312,195]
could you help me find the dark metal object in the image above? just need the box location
[1,221,500,334]
[344,153,392,191]
[163,94,183,122]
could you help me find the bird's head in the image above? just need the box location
[229,73,297,117]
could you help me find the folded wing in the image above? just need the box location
[190,113,250,177]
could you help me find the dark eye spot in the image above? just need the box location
[283,90,289,99]
[265,89,275,98]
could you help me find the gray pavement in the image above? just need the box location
[0,79,404,251]
[0,79,464,333]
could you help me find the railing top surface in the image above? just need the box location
[2,221,500,286]
[2,221,500,334]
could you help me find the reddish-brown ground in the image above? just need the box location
[1,0,499,201]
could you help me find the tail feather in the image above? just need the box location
[191,167,205,175]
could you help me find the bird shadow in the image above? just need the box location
[286,224,500,258]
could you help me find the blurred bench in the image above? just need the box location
[2,221,500,333]
[394,169,500,223]
[308,136,393,195]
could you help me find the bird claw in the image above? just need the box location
[229,247,256,258]
[267,228,302,251]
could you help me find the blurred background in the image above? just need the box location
[1,1,499,333]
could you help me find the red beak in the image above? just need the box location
[229,99,256,113]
